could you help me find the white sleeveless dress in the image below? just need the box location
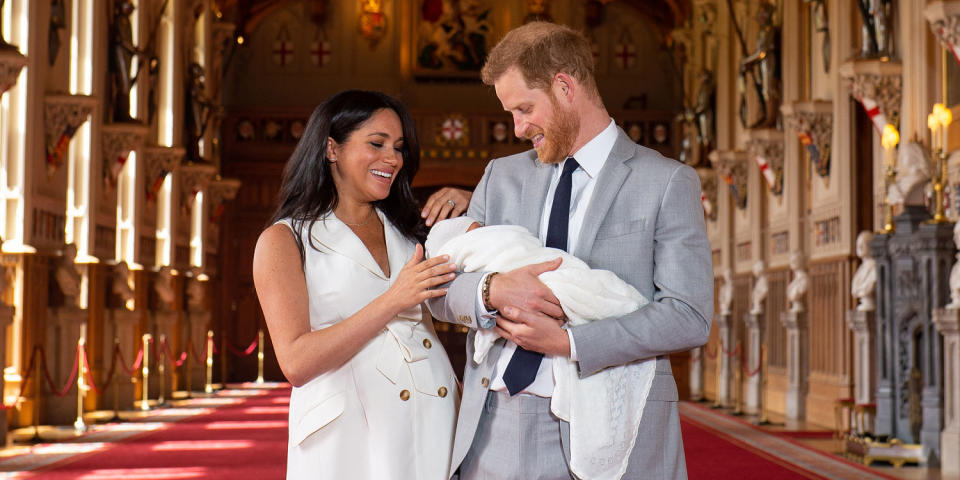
[278,211,458,479]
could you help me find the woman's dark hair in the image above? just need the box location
[269,90,426,260]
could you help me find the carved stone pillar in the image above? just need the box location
[715,312,733,407]
[839,59,903,132]
[745,129,785,196]
[781,310,808,420]
[101,123,149,190]
[106,308,139,411]
[44,305,87,425]
[744,312,764,415]
[44,95,96,175]
[934,308,960,473]
[782,101,833,180]
[847,309,876,432]
[0,48,27,96]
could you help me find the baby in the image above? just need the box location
[425,217,656,480]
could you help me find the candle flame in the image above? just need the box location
[881,124,899,150]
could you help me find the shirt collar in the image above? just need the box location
[563,118,617,178]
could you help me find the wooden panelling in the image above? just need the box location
[767,269,789,369]
[808,258,853,377]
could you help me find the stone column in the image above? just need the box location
[847,309,876,431]
[690,346,704,401]
[782,310,808,420]
[744,313,764,414]
[934,308,960,474]
[715,312,733,407]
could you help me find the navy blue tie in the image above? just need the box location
[502,158,579,395]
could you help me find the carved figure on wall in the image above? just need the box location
[154,266,175,307]
[693,69,716,151]
[0,0,14,52]
[804,0,830,72]
[523,0,552,23]
[718,267,734,316]
[786,251,808,313]
[55,243,81,306]
[750,259,768,315]
[852,231,878,311]
[112,261,134,306]
[856,0,894,58]
[948,222,960,309]
[416,0,492,74]
[886,142,931,208]
[49,0,67,66]
[732,1,780,129]
[185,62,213,161]
[108,0,143,123]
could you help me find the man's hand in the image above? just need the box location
[488,258,564,319]
[421,187,472,226]
[496,306,571,357]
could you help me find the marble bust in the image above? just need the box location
[750,260,768,315]
[786,251,808,313]
[154,266,175,307]
[886,142,931,208]
[718,267,734,316]
[947,223,960,310]
[112,261,134,307]
[187,268,205,310]
[851,231,877,312]
[55,243,81,305]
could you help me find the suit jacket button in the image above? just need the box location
[423,338,432,349]
[400,390,410,401]
[481,377,489,387]
[438,386,448,397]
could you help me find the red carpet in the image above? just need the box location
[22,385,290,479]
[682,419,820,479]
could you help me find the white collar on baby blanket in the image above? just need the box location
[307,210,410,281]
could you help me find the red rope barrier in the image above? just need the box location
[160,337,188,368]
[82,344,119,396]
[224,336,258,357]
[0,346,41,410]
[115,344,144,377]
[38,344,80,398]
[189,340,206,363]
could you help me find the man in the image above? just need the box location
[427,22,713,479]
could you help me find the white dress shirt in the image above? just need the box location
[478,119,618,397]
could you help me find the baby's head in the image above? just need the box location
[425,216,482,258]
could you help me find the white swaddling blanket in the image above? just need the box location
[426,219,656,480]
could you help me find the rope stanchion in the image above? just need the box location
[0,345,39,411]
[160,337,188,368]
[256,329,264,384]
[38,344,80,398]
[140,334,151,411]
[75,325,88,433]
[157,334,166,406]
[224,336,258,357]
[204,331,214,394]
[116,344,144,377]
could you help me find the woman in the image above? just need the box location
[253,90,459,479]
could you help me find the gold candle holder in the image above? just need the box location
[929,104,953,224]
[881,124,899,233]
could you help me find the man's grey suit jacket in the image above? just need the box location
[427,128,714,479]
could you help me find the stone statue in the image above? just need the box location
[948,223,960,309]
[856,0,894,58]
[112,261,134,307]
[693,69,716,150]
[886,142,931,208]
[718,267,734,316]
[804,0,830,72]
[55,243,81,306]
[750,260,768,315]
[738,1,780,128]
[108,0,141,123]
[786,251,808,313]
[852,231,878,311]
[187,268,205,310]
[154,266,175,307]
[185,62,212,161]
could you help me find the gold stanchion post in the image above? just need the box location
[257,329,264,384]
[732,342,744,416]
[712,343,723,408]
[74,325,88,432]
[157,334,166,406]
[140,333,151,411]
[204,330,214,394]
[110,337,121,422]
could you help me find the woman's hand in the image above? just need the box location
[382,244,456,313]
[421,187,472,226]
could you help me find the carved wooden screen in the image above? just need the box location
[733,274,752,358]
[766,269,789,369]
[808,259,853,377]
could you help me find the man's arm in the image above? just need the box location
[571,164,714,377]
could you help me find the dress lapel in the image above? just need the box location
[519,158,554,237]
[309,213,390,280]
[574,129,635,259]
[382,211,413,281]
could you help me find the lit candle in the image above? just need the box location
[882,124,900,170]
[929,111,941,152]
[940,105,953,153]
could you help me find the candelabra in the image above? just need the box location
[881,124,899,233]
[928,103,953,223]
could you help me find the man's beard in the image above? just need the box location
[534,95,579,165]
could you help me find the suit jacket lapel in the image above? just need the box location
[574,129,635,259]
[309,214,389,280]
[519,158,554,237]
